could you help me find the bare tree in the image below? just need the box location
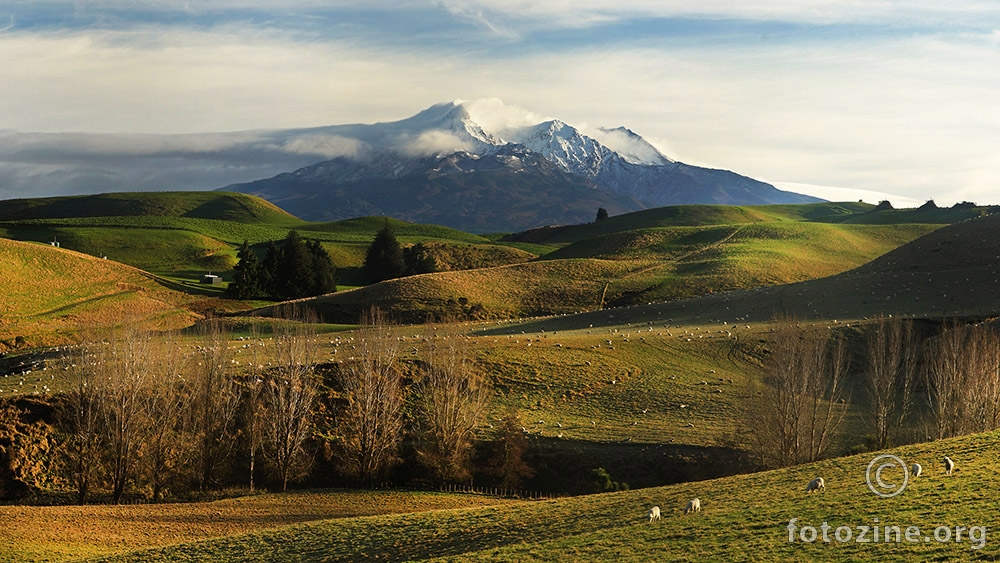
[140,337,191,501]
[486,407,533,489]
[414,330,490,483]
[336,307,404,484]
[262,316,319,491]
[742,318,849,468]
[241,322,267,493]
[189,320,242,491]
[98,323,156,504]
[864,315,918,449]
[925,322,1000,439]
[61,332,105,504]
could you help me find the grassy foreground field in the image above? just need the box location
[77,430,1000,562]
[0,490,522,563]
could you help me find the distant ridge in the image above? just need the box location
[224,100,820,232]
[0,191,300,224]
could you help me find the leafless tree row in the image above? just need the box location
[924,321,1000,439]
[741,318,849,469]
[861,317,1000,444]
[329,308,492,485]
[745,315,1000,469]
[55,307,492,502]
[62,318,320,503]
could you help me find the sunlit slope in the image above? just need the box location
[498,213,1000,335]
[503,201,992,246]
[292,222,938,322]
[91,430,1000,562]
[257,259,641,322]
[0,490,519,563]
[0,238,198,347]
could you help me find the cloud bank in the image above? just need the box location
[0,1,998,205]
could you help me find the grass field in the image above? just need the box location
[0,238,200,349]
[4,199,1000,561]
[70,430,1000,562]
[300,221,939,322]
[0,489,523,563]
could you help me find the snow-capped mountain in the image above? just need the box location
[224,99,820,231]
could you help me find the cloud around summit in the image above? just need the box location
[0,1,998,205]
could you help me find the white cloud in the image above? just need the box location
[398,130,474,157]
[1,2,999,207]
[461,98,548,136]
[279,134,366,159]
[432,0,1000,29]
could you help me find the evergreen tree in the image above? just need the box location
[403,242,437,276]
[364,223,406,283]
[261,241,282,298]
[227,241,263,299]
[307,239,337,295]
[256,233,337,300]
[277,230,315,299]
[595,207,610,222]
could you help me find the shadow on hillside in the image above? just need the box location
[523,436,748,494]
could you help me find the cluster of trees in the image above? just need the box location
[335,308,493,485]
[363,224,437,283]
[859,317,1000,448]
[59,319,319,504]
[0,309,525,503]
[743,315,1000,469]
[228,230,337,300]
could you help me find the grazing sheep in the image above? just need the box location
[911,463,922,478]
[805,477,825,493]
[684,498,701,514]
[648,505,661,522]
[944,456,955,475]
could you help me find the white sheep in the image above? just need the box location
[944,456,955,475]
[805,477,825,493]
[684,497,701,514]
[911,463,922,478]
[648,505,661,522]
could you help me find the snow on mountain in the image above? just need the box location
[223,99,820,228]
[590,126,672,166]
[298,99,693,201]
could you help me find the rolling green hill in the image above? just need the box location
[0,238,200,349]
[0,191,302,224]
[0,192,985,340]
[498,211,1000,336]
[295,221,939,323]
[0,194,538,287]
[6,196,1000,563]
[502,201,996,246]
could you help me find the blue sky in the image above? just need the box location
[1,1,999,205]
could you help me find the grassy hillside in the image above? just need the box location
[501,202,875,245]
[0,194,537,289]
[78,429,1000,562]
[0,238,200,349]
[300,221,938,322]
[503,201,994,246]
[0,191,301,224]
[499,212,1000,336]
[0,490,520,563]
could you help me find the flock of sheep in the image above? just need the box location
[646,456,956,522]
